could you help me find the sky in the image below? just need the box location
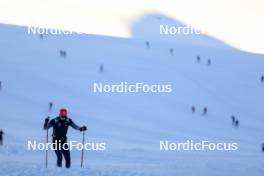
[0,0,263,54]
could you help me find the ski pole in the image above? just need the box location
[45,117,49,168]
[45,127,48,168]
[81,131,85,168]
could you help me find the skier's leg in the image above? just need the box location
[54,149,62,167]
[62,147,71,168]
[52,140,62,167]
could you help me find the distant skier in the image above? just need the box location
[146,41,150,48]
[231,115,236,126]
[60,50,67,58]
[0,81,2,91]
[262,143,264,152]
[235,120,239,128]
[100,64,104,73]
[0,129,4,146]
[203,107,207,116]
[49,102,53,111]
[169,48,174,55]
[191,106,195,113]
[43,109,87,168]
[261,75,264,83]
[207,59,211,66]
[197,56,201,63]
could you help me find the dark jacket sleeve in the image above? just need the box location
[69,119,81,130]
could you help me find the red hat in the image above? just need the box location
[59,108,67,117]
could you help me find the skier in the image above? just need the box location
[49,102,53,111]
[60,50,67,58]
[231,116,235,126]
[191,106,195,113]
[100,64,104,73]
[197,56,201,63]
[169,48,174,55]
[146,41,150,48]
[261,75,264,83]
[235,120,239,128]
[43,108,87,168]
[0,129,4,146]
[207,59,211,66]
[262,143,264,152]
[203,107,207,115]
[59,50,63,57]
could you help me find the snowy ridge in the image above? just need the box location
[131,13,231,49]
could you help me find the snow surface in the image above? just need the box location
[0,20,264,176]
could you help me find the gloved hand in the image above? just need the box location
[80,126,87,131]
[44,117,50,129]
[45,117,50,123]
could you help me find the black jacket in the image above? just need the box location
[0,131,3,139]
[44,117,81,139]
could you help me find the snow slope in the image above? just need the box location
[0,22,264,176]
